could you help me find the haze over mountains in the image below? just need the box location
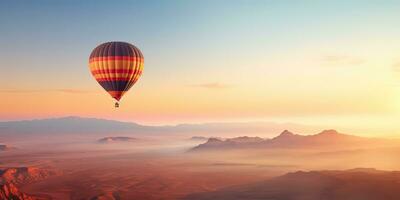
[97,136,137,143]
[0,116,145,135]
[191,129,397,151]
[0,116,321,140]
[1,117,400,199]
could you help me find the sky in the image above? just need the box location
[1,0,400,136]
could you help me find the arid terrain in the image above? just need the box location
[1,117,400,200]
[184,168,400,200]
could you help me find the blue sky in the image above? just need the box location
[2,0,399,89]
[1,1,400,136]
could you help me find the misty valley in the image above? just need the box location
[1,117,400,200]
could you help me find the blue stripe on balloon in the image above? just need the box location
[98,81,129,91]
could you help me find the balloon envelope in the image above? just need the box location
[89,42,144,101]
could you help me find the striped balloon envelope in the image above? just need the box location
[89,42,144,107]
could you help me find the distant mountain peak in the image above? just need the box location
[318,129,339,135]
[190,128,393,152]
[60,116,81,119]
[97,136,137,143]
[189,136,210,141]
[280,130,294,136]
[272,130,296,140]
[207,138,223,143]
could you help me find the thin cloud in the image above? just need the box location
[392,62,400,82]
[189,82,232,89]
[56,89,96,94]
[393,63,400,72]
[391,63,400,87]
[0,89,96,94]
[322,55,365,66]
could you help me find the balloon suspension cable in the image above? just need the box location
[115,102,120,108]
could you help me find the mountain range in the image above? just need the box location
[191,129,398,151]
[0,116,145,135]
[0,116,319,138]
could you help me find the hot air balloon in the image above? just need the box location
[89,42,144,108]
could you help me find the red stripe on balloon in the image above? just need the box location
[91,69,136,75]
[95,77,132,81]
[89,56,144,63]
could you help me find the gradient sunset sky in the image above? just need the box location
[1,1,400,136]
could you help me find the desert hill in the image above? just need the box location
[1,182,39,200]
[0,167,60,185]
[89,192,121,200]
[0,167,58,200]
[97,136,137,143]
[0,144,9,151]
[184,168,400,200]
